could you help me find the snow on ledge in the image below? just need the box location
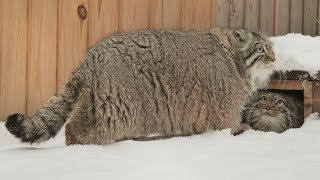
[270,33,320,77]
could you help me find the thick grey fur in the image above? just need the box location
[5,27,275,144]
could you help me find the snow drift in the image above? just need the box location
[271,33,320,77]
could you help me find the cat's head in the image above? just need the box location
[232,29,275,89]
[211,27,276,89]
[242,91,304,133]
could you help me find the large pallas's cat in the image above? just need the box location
[5,27,275,145]
[241,90,304,133]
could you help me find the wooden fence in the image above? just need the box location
[216,0,320,36]
[0,0,319,120]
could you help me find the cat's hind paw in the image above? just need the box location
[65,123,81,145]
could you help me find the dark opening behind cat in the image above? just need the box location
[241,90,304,133]
[5,27,275,145]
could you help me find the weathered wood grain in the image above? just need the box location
[149,0,163,29]
[290,0,303,33]
[120,0,149,31]
[260,0,274,35]
[0,0,28,120]
[303,0,318,36]
[27,0,57,115]
[267,80,305,90]
[120,0,162,31]
[58,0,89,87]
[244,0,259,32]
[275,0,290,35]
[211,0,216,26]
[181,0,213,30]
[229,0,244,29]
[312,81,320,115]
[163,0,182,29]
[88,0,118,46]
[305,81,313,118]
[215,0,229,28]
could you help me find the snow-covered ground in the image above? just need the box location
[1,113,320,180]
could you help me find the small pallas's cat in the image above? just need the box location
[5,27,275,145]
[241,90,304,133]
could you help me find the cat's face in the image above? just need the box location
[231,29,275,88]
[242,91,304,133]
[232,29,275,67]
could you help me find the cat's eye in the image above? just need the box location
[260,96,267,103]
[257,47,265,53]
[275,100,284,106]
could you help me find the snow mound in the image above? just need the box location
[1,113,320,180]
[270,33,320,77]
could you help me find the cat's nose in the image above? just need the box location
[265,103,273,110]
[268,52,275,62]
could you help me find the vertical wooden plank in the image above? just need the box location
[260,0,274,35]
[215,0,229,28]
[229,0,244,29]
[0,0,28,120]
[312,81,320,114]
[163,0,182,29]
[275,0,290,35]
[58,0,88,87]
[303,0,318,36]
[120,0,162,31]
[305,81,313,118]
[89,0,118,46]
[290,0,303,33]
[181,0,213,30]
[27,0,57,115]
[211,0,216,27]
[120,0,147,31]
[149,0,163,29]
[244,0,259,31]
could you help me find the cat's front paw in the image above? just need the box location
[231,123,251,136]
[5,113,26,138]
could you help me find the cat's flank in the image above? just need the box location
[5,27,275,145]
[241,90,304,133]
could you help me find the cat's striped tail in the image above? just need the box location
[5,56,93,144]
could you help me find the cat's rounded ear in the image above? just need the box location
[233,29,246,43]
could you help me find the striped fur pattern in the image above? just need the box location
[5,27,275,144]
[242,90,304,133]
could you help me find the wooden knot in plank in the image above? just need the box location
[77,5,87,20]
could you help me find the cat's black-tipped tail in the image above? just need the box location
[5,58,92,144]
